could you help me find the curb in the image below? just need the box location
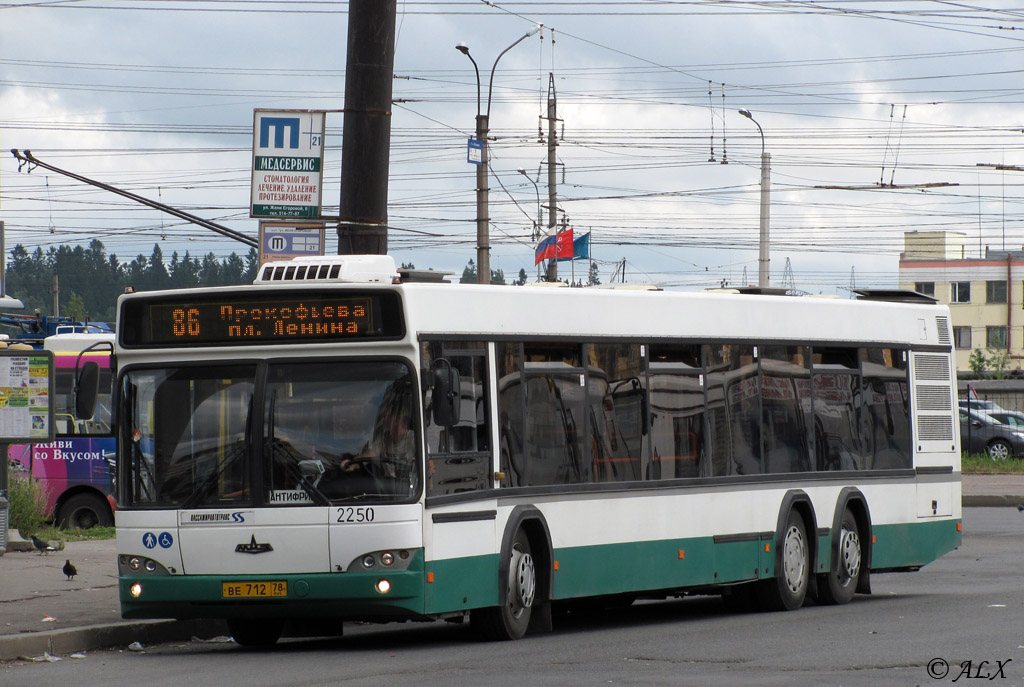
[0,619,228,662]
[962,495,1023,508]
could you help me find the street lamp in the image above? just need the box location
[738,108,770,288]
[517,168,542,241]
[457,26,541,284]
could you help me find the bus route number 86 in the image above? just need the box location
[172,308,201,337]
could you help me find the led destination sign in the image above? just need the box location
[121,292,404,346]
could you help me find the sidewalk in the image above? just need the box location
[1,475,1021,661]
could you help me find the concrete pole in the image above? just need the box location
[338,0,397,255]
[476,113,490,284]
[758,151,771,287]
[545,74,559,281]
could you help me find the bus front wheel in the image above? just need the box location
[228,619,283,647]
[58,493,114,530]
[471,529,536,640]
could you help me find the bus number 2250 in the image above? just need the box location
[336,507,374,523]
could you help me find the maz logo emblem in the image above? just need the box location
[235,535,273,554]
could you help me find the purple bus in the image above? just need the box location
[8,333,115,528]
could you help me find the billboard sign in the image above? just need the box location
[251,110,325,219]
[0,350,54,443]
[258,221,326,265]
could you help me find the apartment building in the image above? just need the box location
[898,230,1023,372]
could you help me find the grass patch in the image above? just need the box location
[29,525,116,543]
[962,453,1024,474]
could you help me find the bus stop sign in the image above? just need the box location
[258,221,326,266]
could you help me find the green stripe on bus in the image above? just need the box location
[424,554,499,614]
[871,519,962,570]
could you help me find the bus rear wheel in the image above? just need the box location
[471,529,535,640]
[758,510,809,612]
[228,619,283,647]
[58,493,114,530]
[818,509,862,605]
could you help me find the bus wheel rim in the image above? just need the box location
[782,525,807,594]
[838,527,861,585]
[508,545,536,617]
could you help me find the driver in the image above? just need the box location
[336,381,415,488]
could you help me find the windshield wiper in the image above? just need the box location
[267,440,331,506]
[182,441,249,509]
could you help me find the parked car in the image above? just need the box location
[984,410,1024,429]
[960,408,1024,460]
[959,398,1004,413]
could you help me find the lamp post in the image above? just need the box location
[457,26,541,284]
[517,168,542,241]
[738,108,770,288]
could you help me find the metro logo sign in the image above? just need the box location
[251,110,325,218]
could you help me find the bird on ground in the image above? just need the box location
[63,560,78,581]
[1016,503,1023,512]
[31,535,54,555]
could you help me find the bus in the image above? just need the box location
[8,332,116,529]
[110,255,961,646]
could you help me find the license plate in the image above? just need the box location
[222,581,287,599]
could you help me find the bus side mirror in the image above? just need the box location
[431,362,461,427]
[75,361,100,420]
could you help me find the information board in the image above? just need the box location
[0,350,54,443]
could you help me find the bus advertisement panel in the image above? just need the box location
[7,334,115,529]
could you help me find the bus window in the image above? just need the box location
[761,346,812,474]
[497,342,526,487]
[648,344,703,479]
[121,366,256,508]
[588,343,645,483]
[812,346,864,471]
[706,344,760,476]
[422,340,491,497]
[861,348,912,469]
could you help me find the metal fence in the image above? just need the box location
[959,382,1024,458]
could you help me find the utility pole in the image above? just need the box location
[738,109,770,287]
[457,28,540,284]
[544,74,560,281]
[338,0,397,255]
[51,273,59,317]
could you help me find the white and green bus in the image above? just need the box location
[111,255,961,646]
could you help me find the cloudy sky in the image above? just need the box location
[1,0,1023,293]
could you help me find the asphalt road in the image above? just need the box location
[3,508,1022,687]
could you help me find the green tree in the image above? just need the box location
[516,268,528,286]
[989,349,1010,379]
[588,262,601,286]
[968,348,989,377]
[490,268,506,285]
[64,292,87,321]
[460,259,477,284]
[243,248,260,283]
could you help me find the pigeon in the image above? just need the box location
[1017,504,1023,512]
[63,560,78,581]
[31,535,54,556]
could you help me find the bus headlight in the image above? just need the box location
[129,557,141,570]
[380,552,394,566]
[130,583,143,598]
[375,579,391,594]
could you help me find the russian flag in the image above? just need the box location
[534,234,557,264]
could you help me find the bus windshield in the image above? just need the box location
[120,360,418,508]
